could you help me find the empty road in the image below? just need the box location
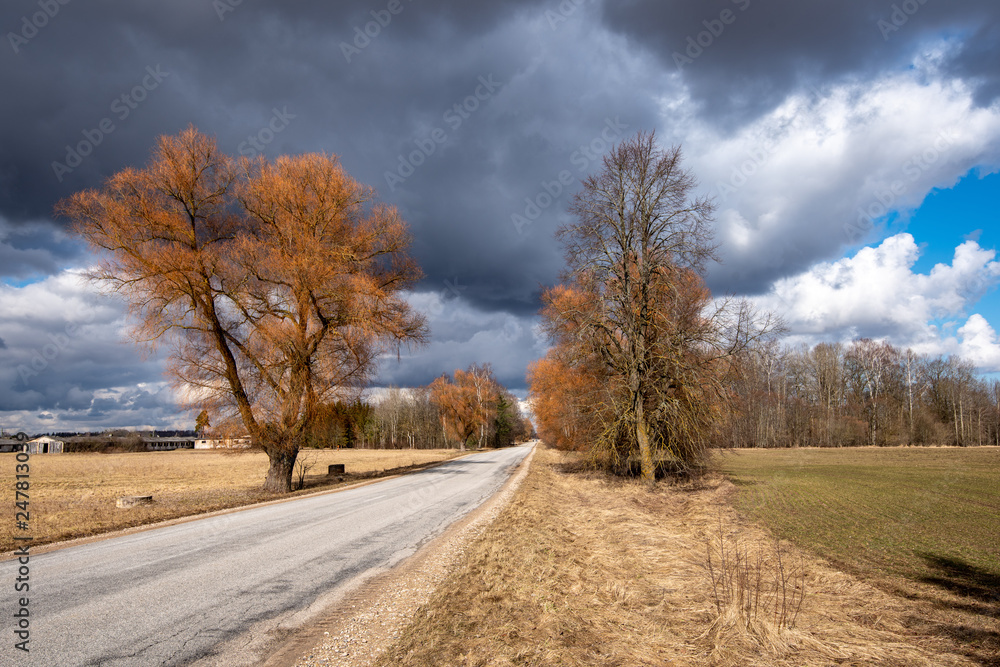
[3,444,532,666]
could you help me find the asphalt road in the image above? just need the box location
[3,443,533,666]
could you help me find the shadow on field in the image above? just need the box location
[917,553,1000,666]
[919,554,1000,608]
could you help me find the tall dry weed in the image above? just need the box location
[704,515,806,635]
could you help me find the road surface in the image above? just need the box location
[3,444,532,666]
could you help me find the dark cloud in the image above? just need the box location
[600,0,1000,127]
[0,220,88,279]
[0,0,659,314]
[946,21,1000,107]
[1,0,998,429]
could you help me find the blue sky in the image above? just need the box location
[906,170,1000,331]
[907,170,999,272]
[1,1,999,432]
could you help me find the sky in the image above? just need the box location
[1,0,999,433]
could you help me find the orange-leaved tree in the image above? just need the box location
[540,131,780,479]
[527,283,606,452]
[429,363,501,450]
[58,126,426,492]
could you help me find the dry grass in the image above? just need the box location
[0,448,463,552]
[376,446,973,666]
[704,516,807,633]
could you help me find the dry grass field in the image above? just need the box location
[376,446,975,666]
[1,448,464,552]
[717,446,1000,665]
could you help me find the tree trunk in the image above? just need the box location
[635,400,654,483]
[263,448,298,493]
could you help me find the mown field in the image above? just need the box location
[1,448,464,552]
[716,446,1000,665]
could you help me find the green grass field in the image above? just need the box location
[716,446,1000,663]
[715,447,1000,591]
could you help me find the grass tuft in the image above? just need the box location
[704,516,806,632]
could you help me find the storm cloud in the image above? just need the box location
[1,0,998,430]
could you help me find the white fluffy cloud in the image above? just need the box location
[953,315,1000,370]
[756,233,1000,370]
[679,57,1000,292]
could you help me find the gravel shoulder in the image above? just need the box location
[263,443,537,667]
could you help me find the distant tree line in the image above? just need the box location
[531,332,999,462]
[299,364,531,450]
[716,339,1000,448]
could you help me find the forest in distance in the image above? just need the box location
[27,363,532,454]
[297,364,532,451]
[532,335,1000,455]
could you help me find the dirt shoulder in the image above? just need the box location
[366,445,977,666]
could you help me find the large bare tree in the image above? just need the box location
[58,127,426,492]
[553,131,779,480]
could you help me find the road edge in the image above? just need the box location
[261,441,538,667]
[0,449,484,561]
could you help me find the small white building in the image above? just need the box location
[194,436,252,449]
[27,436,64,454]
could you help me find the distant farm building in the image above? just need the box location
[0,432,29,453]
[143,436,196,451]
[0,439,24,453]
[27,436,64,454]
[194,436,252,449]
